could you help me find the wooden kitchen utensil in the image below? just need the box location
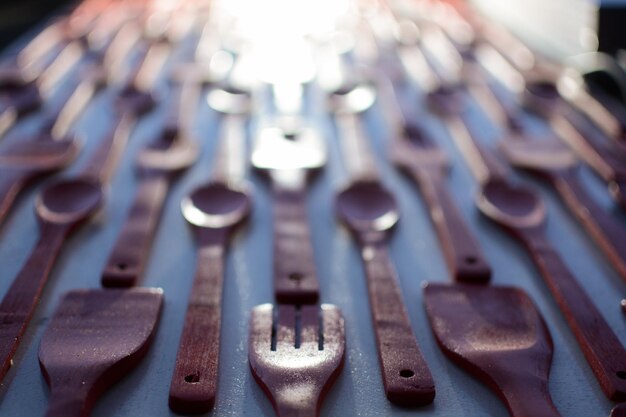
[101,81,198,287]
[249,303,345,417]
[423,283,561,417]
[39,288,163,417]
[0,38,164,385]
[331,80,435,406]
[169,181,251,413]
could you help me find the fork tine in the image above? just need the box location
[250,303,274,350]
[320,304,345,353]
[275,304,296,350]
[299,305,319,351]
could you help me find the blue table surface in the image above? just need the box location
[1,21,625,417]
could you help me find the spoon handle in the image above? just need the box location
[0,168,30,225]
[169,229,227,414]
[550,167,626,282]
[101,172,169,287]
[520,227,626,400]
[0,221,68,382]
[271,184,320,304]
[411,168,491,283]
[359,240,435,406]
[78,112,134,183]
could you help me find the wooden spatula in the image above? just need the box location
[38,288,163,417]
[423,283,561,417]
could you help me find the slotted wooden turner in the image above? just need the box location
[249,303,345,417]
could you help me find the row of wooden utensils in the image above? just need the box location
[0,0,626,416]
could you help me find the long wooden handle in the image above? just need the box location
[101,172,169,287]
[520,227,626,400]
[0,168,29,225]
[359,240,435,406]
[271,183,320,304]
[169,229,227,414]
[0,221,67,382]
[551,168,626,282]
[412,168,491,283]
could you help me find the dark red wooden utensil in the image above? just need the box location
[0,177,104,382]
[336,180,435,406]
[0,42,163,386]
[101,82,198,287]
[423,283,561,417]
[612,403,626,417]
[249,303,345,417]
[251,122,325,304]
[427,79,626,400]
[378,70,490,283]
[39,288,163,417]
[169,181,250,414]
[470,71,626,283]
[476,179,626,400]
[0,67,106,226]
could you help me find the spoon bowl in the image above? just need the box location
[336,180,399,234]
[476,180,545,230]
[181,182,250,229]
[36,177,104,225]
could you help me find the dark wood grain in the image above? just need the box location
[477,180,626,401]
[272,184,320,304]
[169,182,250,414]
[336,180,435,406]
[102,172,169,287]
[39,288,163,417]
[424,283,561,417]
[0,177,103,383]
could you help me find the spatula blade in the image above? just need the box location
[39,288,163,417]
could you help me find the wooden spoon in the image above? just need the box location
[0,177,104,382]
[476,179,626,400]
[169,181,250,413]
[0,67,106,226]
[336,179,435,406]
[101,82,198,287]
[39,288,163,417]
[423,283,561,417]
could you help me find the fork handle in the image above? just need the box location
[412,168,491,283]
[519,227,626,400]
[550,167,626,282]
[169,229,227,414]
[359,240,435,406]
[271,183,319,304]
[102,171,169,287]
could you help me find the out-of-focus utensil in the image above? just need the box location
[0,39,164,385]
[101,81,198,287]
